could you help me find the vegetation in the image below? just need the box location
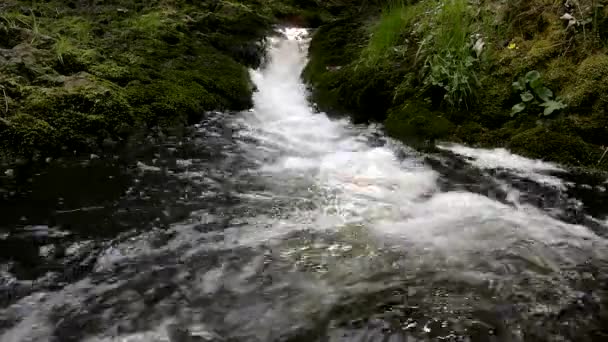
[304,0,608,170]
[420,0,478,107]
[511,70,567,116]
[0,0,332,161]
[360,0,422,65]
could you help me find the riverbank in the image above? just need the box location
[0,0,337,162]
[304,0,608,170]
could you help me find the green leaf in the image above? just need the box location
[534,87,553,102]
[525,70,541,84]
[529,77,543,90]
[512,79,526,92]
[511,103,526,116]
[540,100,567,116]
[520,91,534,102]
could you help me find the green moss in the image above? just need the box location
[509,126,600,166]
[527,38,560,65]
[453,122,486,145]
[472,75,512,129]
[21,74,133,148]
[0,0,305,158]
[127,80,215,127]
[543,57,576,91]
[0,113,57,155]
[89,61,132,84]
[562,54,608,111]
[303,17,366,84]
[310,62,406,122]
[385,99,454,145]
[578,54,608,80]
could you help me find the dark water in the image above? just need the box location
[1,29,607,342]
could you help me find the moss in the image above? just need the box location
[509,126,601,166]
[472,75,512,129]
[89,61,132,84]
[562,54,608,112]
[543,57,576,91]
[303,15,418,122]
[527,38,560,65]
[21,74,133,149]
[453,122,487,145]
[0,113,58,156]
[385,99,454,145]
[578,54,608,80]
[1,0,306,158]
[302,17,367,84]
[549,115,608,147]
[310,62,406,122]
[127,80,216,127]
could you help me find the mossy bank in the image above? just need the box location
[0,0,338,161]
[304,0,608,170]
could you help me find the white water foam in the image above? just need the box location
[438,143,567,189]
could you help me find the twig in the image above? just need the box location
[598,146,608,165]
[575,0,587,42]
[1,87,7,115]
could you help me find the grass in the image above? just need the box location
[1,10,41,44]
[53,17,92,43]
[53,35,72,65]
[359,0,478,107]
[360,0,423,65]
[0,13,20,29]
[421,0,478,107]
[129,12,165,37]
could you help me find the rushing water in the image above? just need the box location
[1,28,608,342]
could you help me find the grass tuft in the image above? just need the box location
[53,35,72,65]
[129,12,165,37]
[421,0,478,107]
[361,0,422,65]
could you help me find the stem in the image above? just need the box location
[575,0,587,42]
[599,146,608,165]
[2,88,7,115]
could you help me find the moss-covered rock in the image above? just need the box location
[20,73,133,149]
[509,126,601,167]
[472,75,512,129]
[562,54,608,114]
[385,99,454,146]
[0,114,58,156]
[303,18,366,82]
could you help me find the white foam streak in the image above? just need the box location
[438,143,566,188]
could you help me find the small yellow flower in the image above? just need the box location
[508,42,517,50]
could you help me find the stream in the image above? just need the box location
[1,28,607,342]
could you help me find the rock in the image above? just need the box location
[166,323,222,342]
[35,74,66,86]
[4,169,14,177]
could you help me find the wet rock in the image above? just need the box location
[167,323,224,342]
[0,43,52,80]
[34,73,66,86]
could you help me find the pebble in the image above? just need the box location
[4,169,14,177]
